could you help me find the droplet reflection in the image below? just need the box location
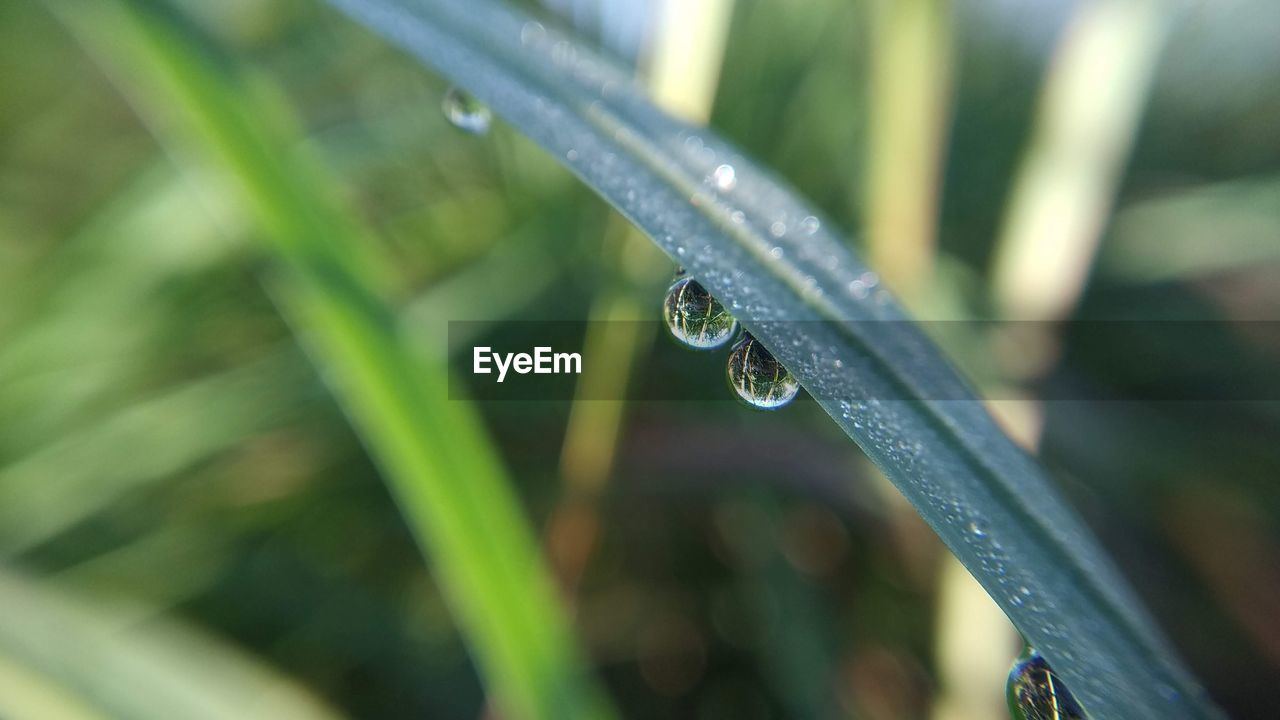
[663,276,737,350]
[1007,649,1088,720]
[442,86,491,135]
[726,334,800,410]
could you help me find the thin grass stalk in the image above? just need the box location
[52,2,615,717]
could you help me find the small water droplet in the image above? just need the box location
[770,246,784,260]
[770,221,787,237]
[566,148,579,161]
[1007,649,1088,720]
[520,21,546,46]
[731,210,745,224]
[801,216,820,235]
[551,40,576,65]
[663,276,738,350]
[727,334,801,410]
[442,87,491,135]
[711,164,737,191]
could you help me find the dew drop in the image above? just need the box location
[769,246,784,260]
[801,216,820,235]
[727,334,801,410]
[663,276,738,350]
[731,210,745,224]
[519,21,546,46]
[711,164,737,191]
[1007,649,1088,720]
[551,40,576,66]
[442,87,491,135]
[770,221,787,238]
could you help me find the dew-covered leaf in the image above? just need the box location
[324,0,1224,717]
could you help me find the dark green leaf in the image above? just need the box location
[323,0,1224,717]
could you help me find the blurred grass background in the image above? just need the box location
[1,0,1279,718]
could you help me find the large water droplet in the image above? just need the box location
[1007,649,1088,720]
[663,275,738,350]
[442,87,491,135]
[727,334,800,410]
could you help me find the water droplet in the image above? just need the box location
[551,40,576,66]
[442,87,491,135]
[663,276,738,350]
[730,210,745,224]
[770,221,787,237]
[1007,649,1088,720]
[727,334,801,410]
[770,246,784,260]
[711,164,737,191]
[801,216,820,235]
[520,21,546,46]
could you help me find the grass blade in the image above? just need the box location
[322,0,1223,716]
[52,2,614,718]
[0,568,346,720]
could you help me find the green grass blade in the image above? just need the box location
[0,568,347,720]
[0,351,305,555]
[51,2,614,718]
[321,0,1223,717]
